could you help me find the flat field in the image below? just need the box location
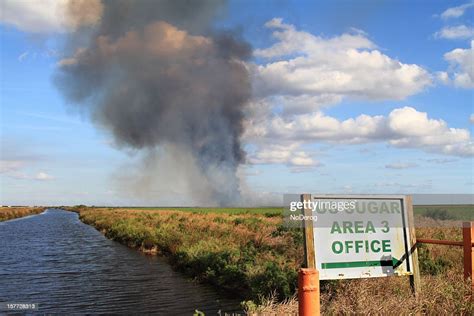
[91,204,473,219]
[414,204,473,221]
[68,204,473,314]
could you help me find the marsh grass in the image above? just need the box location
[77,208,301,300]
[0,207,45,221]
[72,206,473,314]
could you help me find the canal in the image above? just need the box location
[0,209,240,314]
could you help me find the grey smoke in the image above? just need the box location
[55,0,251,205]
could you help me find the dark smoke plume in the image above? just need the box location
[55,0,251,205]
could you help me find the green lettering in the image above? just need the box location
[345,240,354,253]
[390,202,401,213]
[382,240,391,252]
[370,240,381,252]
[331,221,342,234]
[354,221,364,233]
[332,241,343,254]
[366,221,376,233]
[368,202,378,213]
[380,203,389,213]
[342,221,353,233]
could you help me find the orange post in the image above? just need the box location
[298,268,320,316]
[462,222,474,292]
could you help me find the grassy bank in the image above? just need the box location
[0,207,45,221]
[70,206,472,314]
[73,207,300,300]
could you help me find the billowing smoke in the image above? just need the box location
[55,0,251,205]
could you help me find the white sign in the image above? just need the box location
[305,195,415,280]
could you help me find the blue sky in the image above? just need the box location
[0,0,473,206]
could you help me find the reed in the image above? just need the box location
[0,207,45,221]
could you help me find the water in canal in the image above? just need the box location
[0,209,241,314]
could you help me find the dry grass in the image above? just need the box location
[320,271,472,315]
[0,207,45,221]
[70,206,473,315]
[243,294,298,315]
[266,219,473,315]
[251,270,472,315]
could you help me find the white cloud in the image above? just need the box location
[248,144,322,168]
[0,0,103,33]
[252,19,432,103]
[435,25,474,40]
[470,114,474,124]
[246,106,473,157]
[443,40,474,88]
[388,107,450,137]
[265,94,343,115]
[0,161,54,181]
[385,162,418,169]
[35,172,54,181]
[435,71,451,84]
[244,99,389,144]
[440,3,474,20]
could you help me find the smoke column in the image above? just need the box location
[55,0,251,205]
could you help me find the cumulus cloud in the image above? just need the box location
[470,114,474,123]
[248,144,322,168]
[251,18,432,103]
[246,106,473,158]
[435,25,474,40]
[262,94,343,116]
[0,0,103,33]
[440,2,474,20]
[246,20,436,172]
[443,40,474,88]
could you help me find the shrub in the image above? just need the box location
[424,208,455,221]
[250,262,297,300]
[418,244,452,275]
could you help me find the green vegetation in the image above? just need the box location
[70,206,473,314]
[76,208,300,301]
[414,204,473,221]
[0,207,45,221]
[73,204,473,220]
[82,206,283,216]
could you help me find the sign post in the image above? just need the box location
[298,194,320,315]
[463,222,474,293]
[301,193,316,269]
[293,194,420,312]
[405,196,421,296]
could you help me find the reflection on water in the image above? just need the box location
[0,209,240,314]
